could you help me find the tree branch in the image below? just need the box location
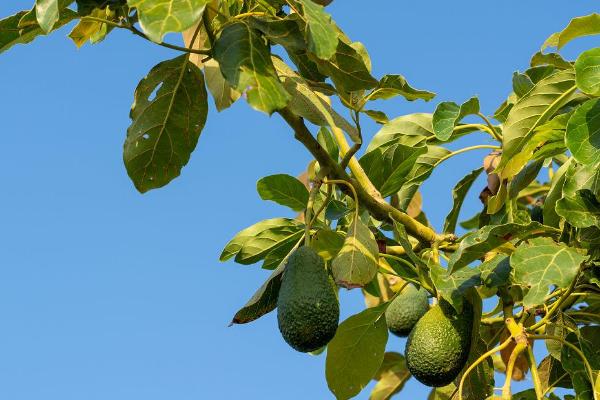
[278,108,441,244]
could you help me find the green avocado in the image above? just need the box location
[277,246,339,352]
[405,299,473,387]
[385,284,429,337]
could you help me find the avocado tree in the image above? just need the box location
[3,1,600,399]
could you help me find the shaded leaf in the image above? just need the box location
[544,159,572,227]
[508,159,544,198]
[248,14,305,53]
[575,47,600,96]
[367,74,435,102]
[127,0,208,42]
[546,312,577,361]
[562,327,600,400]
[456,338,494,399]
[432,96,480,141]
[213,21,290,114]
[511,237,585,307]
[370,352,411,400]
[256,174,309,212]
[204,59,241,111]
[566,98,600,166]
[317,127,339,161]
[448,222,559,273]
[513,71,534,98]
[332,216,379,288]
[220,218,303,261]
[326,303,389,400]
[543,13,600,51]
[443,167,483,234]
[538,355,573,391]
[531,51,572,70]
[556,189,600,228]
[296,0,338,59]
[124,55,208,193]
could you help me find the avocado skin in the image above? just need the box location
[530,205,544,224]
[405,299,473,387]
[385,284,429,337]
[277,246,339,352]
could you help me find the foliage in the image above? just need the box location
[4,1,600,399]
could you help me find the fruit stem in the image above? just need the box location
[525,345,544,400]
[501,341,527,399]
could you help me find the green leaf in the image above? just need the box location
[543,13,600,51]
[360,143,427,198]
[332,216,379,288]
[556,189,600,228]
[230,261,285,324]
[513,72,534,98]
[213,21,290,114]
[459,212,480,230]
[312,229,345,261]
[508,159,544,198]
[561,161,600,198]
[538,354,573,392]
[546,312,577,361]
[448,222,559,274]
[123,55,208,193]
[363,110,389,124]
[544,159,572,227]
[562,327,600,400]
[443,167,483,234]
[220,218,302,261]
[432,97,480,141]
[311,40,378,93]
[566,98,600,166]
[366,113,434,152]
[430,263,481,311]
[127,0,208,43]
[575,48,600,96]
[317,127,339,161]
[203,59,240,112]
[256,174,309,212]
[236,225,304,265]
[499,70,577,179]
[247,14,305,53]
[511,237,585,307]
[35,0,60,32]
[296,0,338,60]
[0,9,77,54]
[272,57,359,141]
[326,303,389,400]
[367,74,435,102]
[391,220,426,269]
[369,352,411,400]
[530,51,572,70]
[455,338,494,399]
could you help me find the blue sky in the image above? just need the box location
[0,1,598,399]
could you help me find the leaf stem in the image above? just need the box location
[525,345,544,400]
[435,145,500,167]
[323,178,359,221]
[528,271,580,332]
[502,342,527,399]
[477,112,502,142]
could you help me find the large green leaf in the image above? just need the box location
[326,303,389,400]
[366,113,434,152]
[432,97,480,141]
[127,0,208,42]
[296,0,338,60]
[220,218,302,261]
[236,226,304,265]
[213,21,290,114]
[331,216,379,288]
[366,74,435,102]
[311,40,378,93]
[369,352,411,400]
[448,222,559,273]
[575,48,600,96]
[546,312,577,361]
[35,0,61,32]
[530,51,572,70]
[443,167,483,234]
[556,190,600,228]
[566,99,600,166]
[360,143,427,198]
[538,355,573,392]
[499,69,577,179]
[544,159,572,227]
[272,57,359,141]
[543,13,600,51]
[123,55,208,193]
[562,161,600,198]
[0,9,76,54]
[256,174,309,212]
[511,237,585,307]
[247,14,305,53]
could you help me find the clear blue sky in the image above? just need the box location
[0,1,598,399]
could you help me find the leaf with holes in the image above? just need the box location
[332,216,379,288]
[326,303,389,400]
[432,96,480,141]
[511,237,586,307]
[443,167,483,234]
[566,99,600,166]
[213,21,290,114]
[124,55,208,193]
[127,0,209,43]
[575,47,600,96]
[256,174,309,212]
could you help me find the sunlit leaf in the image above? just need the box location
[367,74,435,102]
[203,59,241,111]
[326,303,389,400]
[256,174,309,212]
[124,55,208,193]
[566,99,600,166]
[296,0,338,59]
[530,51,572,70]
[511,237,586,307]
[332,216,379,288]
[213,21,290,114]
[312,229,345,261]
[35,0,60,32]
[556,189,600,228]
[432,96,479,141]
[443,167,483,234]
[543,13,600,51]
[369,352,411,400]
[575,47,600,96]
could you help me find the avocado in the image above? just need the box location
[530,205,543,224]
[405,299,473,387]
[385,284,429,337]
[277,246,339,352]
